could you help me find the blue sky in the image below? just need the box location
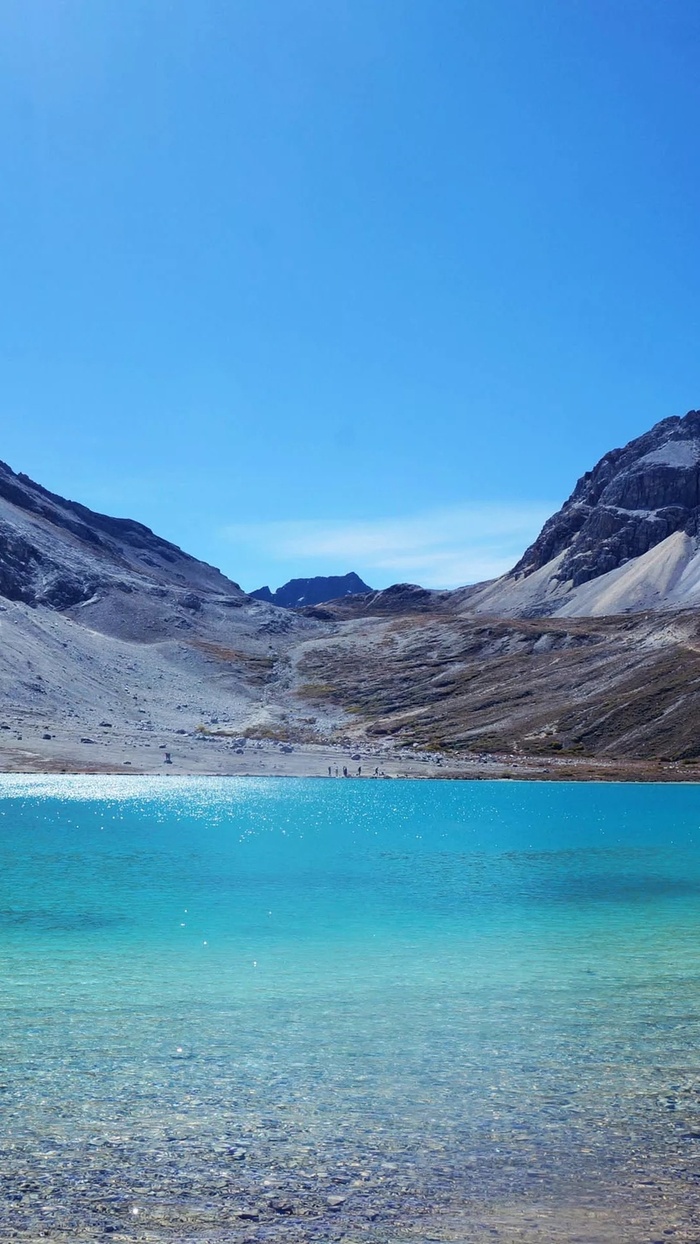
[2,1,700,591]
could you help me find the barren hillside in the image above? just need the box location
[4,431,700,779]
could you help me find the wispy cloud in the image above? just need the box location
[222,503,553,589]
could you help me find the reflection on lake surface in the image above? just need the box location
[1,775,700,1242]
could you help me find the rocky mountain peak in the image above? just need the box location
[250,572,373,609]
[512,409,700,588]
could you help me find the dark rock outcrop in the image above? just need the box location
[512,410,700,587]
[251,572,373,609]
[251,585,274,604]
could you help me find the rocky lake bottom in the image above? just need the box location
[2,776,700,1243]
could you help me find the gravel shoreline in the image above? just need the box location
[0,731,697,782]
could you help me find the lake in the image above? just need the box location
[1,775,700,1242]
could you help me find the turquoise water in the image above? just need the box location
[2,776,700,1242]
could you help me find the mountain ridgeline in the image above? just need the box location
[515,410,700,583]
[458,408,700,617]
[301,411,700,623]
[3,411,700,773]
[251,572,373,609]
[0,458,244,612]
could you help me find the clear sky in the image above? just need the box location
[2,1,700,591]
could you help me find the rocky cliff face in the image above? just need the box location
[513,411,700,586]
[464,409,700,617]
[251,572,373,608]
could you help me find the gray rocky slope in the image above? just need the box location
[7,412,700,775]
[0,458,244,605]
[462,409,700,617]
[0,459,328,758]
[325,409,700,621]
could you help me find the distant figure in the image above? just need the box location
[343,766,348,777]
[335,766,339,777]
[374,766,379,776]
[164,752,172,764]
[357,765,361,776]
[328,765,332,776]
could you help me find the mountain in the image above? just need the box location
[250,571,373,608]
[463,409,700,617]
[0,458,244,614]
[283,408,700,767]
[0,459,326,769]
[5,416,700,777]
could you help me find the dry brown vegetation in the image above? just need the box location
[186,640,276,685]
[294,609,700,762]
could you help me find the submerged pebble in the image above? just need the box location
[2,780,700,1241]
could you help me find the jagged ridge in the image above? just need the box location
[513,410,700,587]
[251,572,373,608]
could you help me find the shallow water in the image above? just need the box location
[1,776,700,1242]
